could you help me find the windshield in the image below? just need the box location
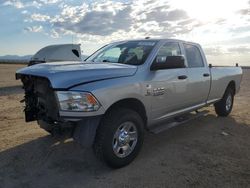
[86,40,158,65]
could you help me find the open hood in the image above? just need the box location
[30,44,82,62]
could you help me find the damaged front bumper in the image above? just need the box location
[16,73,104,147]
[38,116,102,147]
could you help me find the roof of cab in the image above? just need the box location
[115,38,200,46]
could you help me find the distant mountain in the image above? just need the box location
[0,55,32,64]
[0,55,32,60]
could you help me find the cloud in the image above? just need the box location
[204,47,224,56]
[52,2,133,36]
[7,0,42,8]
[237,1,250,15]
[21,10,28,14]
[166,9,188,21]
[204,45,250,56]
[5,0,250,53]
[237,9,250,15]
[39,0,61,4]
[2,0,204,40]
[50,29,60,38]
[227,46,250,54]
[214,18,227,25]
[3,1,24,8]
[2,0,61,9]
[50,0,193,38]
[139,8,188,23]
[24,25,43,32]
[230,25,250,34]
[31,13,50,22]
[224,35,250,45]
[69,7,133,35]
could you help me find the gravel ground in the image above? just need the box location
[0,64,249,188]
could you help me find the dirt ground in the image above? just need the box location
[0,64,249,188]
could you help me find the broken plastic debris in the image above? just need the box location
[221,131,229,136]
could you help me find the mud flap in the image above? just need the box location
[73,116,102,148]
[25,109,38,122]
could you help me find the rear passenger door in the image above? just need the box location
[183,43,210,106]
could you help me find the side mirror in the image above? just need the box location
[150,55,185,70]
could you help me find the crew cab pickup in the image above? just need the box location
[16,39,242,168]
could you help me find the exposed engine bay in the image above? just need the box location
[19,75,59,123]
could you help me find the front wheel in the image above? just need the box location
[214,87,234,117]
[94,108,144,168]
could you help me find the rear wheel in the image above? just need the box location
[214,87,234,116]
[94,108,144,168]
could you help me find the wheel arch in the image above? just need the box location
[226,80,236,95]
[104,98,148,129]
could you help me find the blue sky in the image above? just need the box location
[0,0,250,65]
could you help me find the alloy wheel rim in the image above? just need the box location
[112,121,138,158]
[226,94,232,111]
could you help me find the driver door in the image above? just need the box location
[148,42,189,122]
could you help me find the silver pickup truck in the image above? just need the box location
[16,39,242,168]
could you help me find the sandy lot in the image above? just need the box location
[0,64,249,188]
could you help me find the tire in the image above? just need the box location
[214,87,234,117]
[94,108,144,168]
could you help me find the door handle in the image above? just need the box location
[203,73,210,77]
[178,75,188,80]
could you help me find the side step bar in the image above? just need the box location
[150,110,209,134]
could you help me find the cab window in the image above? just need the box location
[88,41,157,65]
[184,44,204,67]
[154,42,181,63]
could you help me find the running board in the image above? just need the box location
[150,110,209,134]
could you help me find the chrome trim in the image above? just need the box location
[206,98,221,105]
[59,106,105,117]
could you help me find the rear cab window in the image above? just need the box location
[183,44,204,68]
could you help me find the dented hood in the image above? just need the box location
[16,61,137,89]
